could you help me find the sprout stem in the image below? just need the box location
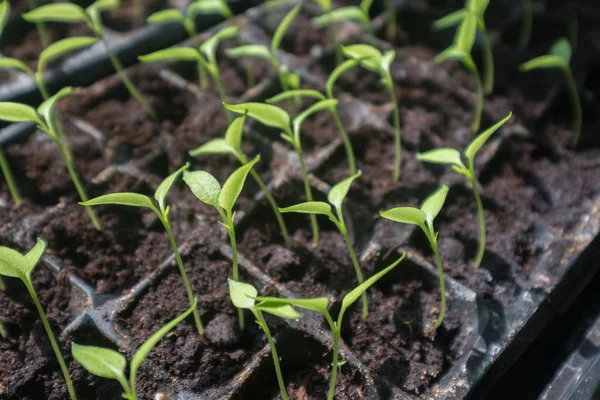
[163,222,204,335]
[296,145,319,244]
[482,32,494,95]
[327,330,340,400]
[24,280,77,400]
[0,147,22,207]
[26,0,50,48]
[197,62,209,90]
[213,67,232,123]
[385,0,396,41]
[430,240,446,330]
[331,108,356,175]
[340,228,368,319]
[255,310,288,400]
[519,0,533,49]
[465,59,483,133]
[563,68,582,146]
[470,175,486,268]
[228,224,244,329]
[387,82,401,181]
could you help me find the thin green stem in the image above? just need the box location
[24,280,77,400]
[197,61,209,90]
[26,0,50,48]
[327,330,340,400]
[385,0,396,41]
[340,226,367,319]
[465,60,483,133]
[116,375,134,400]
[563,68,582,146]
[519,0,532,49]
[222,212,244,329]
[256,311,289,400]
[212,67,232,123]
[277,71,297,116]
[0,147,22,207]
[296,145,319,244]
[481,31,494,95]
[331,108,356,175]
[387,81,401,181]
[163,221,204,335]
[469,174,486,268]
[430,239,446,330]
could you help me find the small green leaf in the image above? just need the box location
[256,304,302,319]
[87,0,120,13]
[80,193,156,210]
[271,4,301,54]
[228,279,257,309]
[455,10,477,53]
[432,9,467,30]
[23,238,47,276]
[328,171,361,211]
[340,252,405,316]
[219,155,260,213]
[434,45,467,64]
[23,3,89,24]
[226,44,272,60]
[147,9,185,25]
[38,36,98,73]
[292,99,338,143]
[71,343,126,381]
[360,0,374,15]
[519,55,566,71]
[139,47,201,64]
[313,0,331,12]
[225,115,245,151]
[312,7,368,28]
[189,139,235,157]
[464,112,512,162]
[550,38,572,65]
[256,297,329,315]
[420,185,449,229]
[381,50,395,75]
[416,148,464,168]
[155,163,190,213]
[224,102,291,135]
[342,44,383,73]
[267,90,326,104]
[188,0,233,19]
[279,202,334,218]
[379,207,426,227]
[0,102,43,126]
[281,71,300,90]
[183,170,221,208]
[38,87,73,134]
[0,57,34,76]
[0,0,10,38]
[326,59,360,99]
[0,246,29,279]
[200,26,239,65]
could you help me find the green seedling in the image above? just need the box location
[279,171,370,318]
[139,26,238,121]
[147,0,233,89]
[224,100,337,245]
[380,185,449,330]
[433,0,494,95]
[0,87,101,230]
[434,9,483,132]
[189,116,291,248]
[520,38,582,146]
[23,0,157,118]
[416,113,512,269]
[0,239,77,399]
[183,155,260,328]
[228,280,301,400]
[312,0,373,37]
[342,44,402,180]
[72,298,196,400]
[79,164,204,335]
[250,252,405,400]
[520,0,532,49]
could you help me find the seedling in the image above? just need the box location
[0,239,77,399]
[380,185,449,330]
[433,0,494,94]
[72,298,197,400]
[520,0,532,49]
[23,0,157,118]
[249,252,405,400]
[434,9,483,132]
[223,100,338,245]
[520,38,582,146]
[342,44,402,180]
[416,113,512,268]
[228,280,301,400]
[0,87,101,230]
[279,171,370,318]
[139,26,238,121]
[183,155,260,328]
[189,116,291,248]
[312,0,374,37]
[79,164,204,335]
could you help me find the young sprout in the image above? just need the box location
[183,155,260,328]
[72,298,197,400]
[434,9,483,132]
[228,280,301,400]
[279,171,370,318]
[139,26,238,121]
[380,185,449,330]
[189,116,291,248]
[0,239,77,399]
[223,100,338,245]
[0,87,101,230]
[23,0,157,119]
[79,164,204,335]
[433,0,494,94]
[147,0,233,89]
[520,38,582,146]
[249,252,406,400]
[342,44,402,180]
[416,113,512,269]
[312,0,374,37]
[520,0,532,49]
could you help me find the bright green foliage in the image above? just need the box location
[80,164,204,335]
[520,38,582,146]
[251,252,405,400]
[416,113,512,268]
[342,44,402,180]
[380,186,450,330]
[0,239,77,399]
[72,298,196,400]
[228,279,301,400]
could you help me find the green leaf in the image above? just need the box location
[147,9,185,25]
[267,89,325,104]
[224,115,245,151]
[292,99,338,143]
[0,57,34,75]
[279,202,334,219]
[271,4,301,54]
[0,0,10,39]
[71,343,126,381]
[139,47,201,64]
[359,0,374,15]
[80,193,156,211]
[432,9,467,31]
[23,238,47,277]
[381,50,395,75]
[420,185,448,229]
[228,279,257,309]
[183,170,222,208]
[312,7,368,28]
[226,44,271,60]
[340,252,405,316]
[256,296,329,315]
[130,298,197,383]
[416,148,464,168]
[155,163,189,213]
[313,0,331,12]
[188,0,232,19]
[38,87,73,134]
[219,155,260,213]
[0,102,43,126]
[326,59,360,99]
[224,102,291,135]
[281,71,300,90]
[38,36,98,73]
[454,10,477,53]
[519,55,565,71]
[189,138,235,157]
[342,44,383,73]
[464,112,512,162]
[434,45,467,64]
[22,3,88,24]
[328,170,361,211]
[550,37,572,65]
[200,26,239,65]
[379,207,426,227]
[87,0,120,13]
[0,246,29,279]
[256,304,302,319]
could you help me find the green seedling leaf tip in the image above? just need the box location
[183,170,222,208]
[228,279,257,309]
[464,112,512,161]
[328,170,361,211]
[380,207,426,227]
[71,343,126,381]
[219,155,260,213]
[224,102,291,134]
[420,185,449,229]
[155,163,190,212]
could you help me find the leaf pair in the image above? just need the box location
[23,0,120,34]
[520,37,572,72]
[0,238,46,283]
[148,0,233,36]
[228,280,302,319]
[312,0,373,28]
[342,44,395,87]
